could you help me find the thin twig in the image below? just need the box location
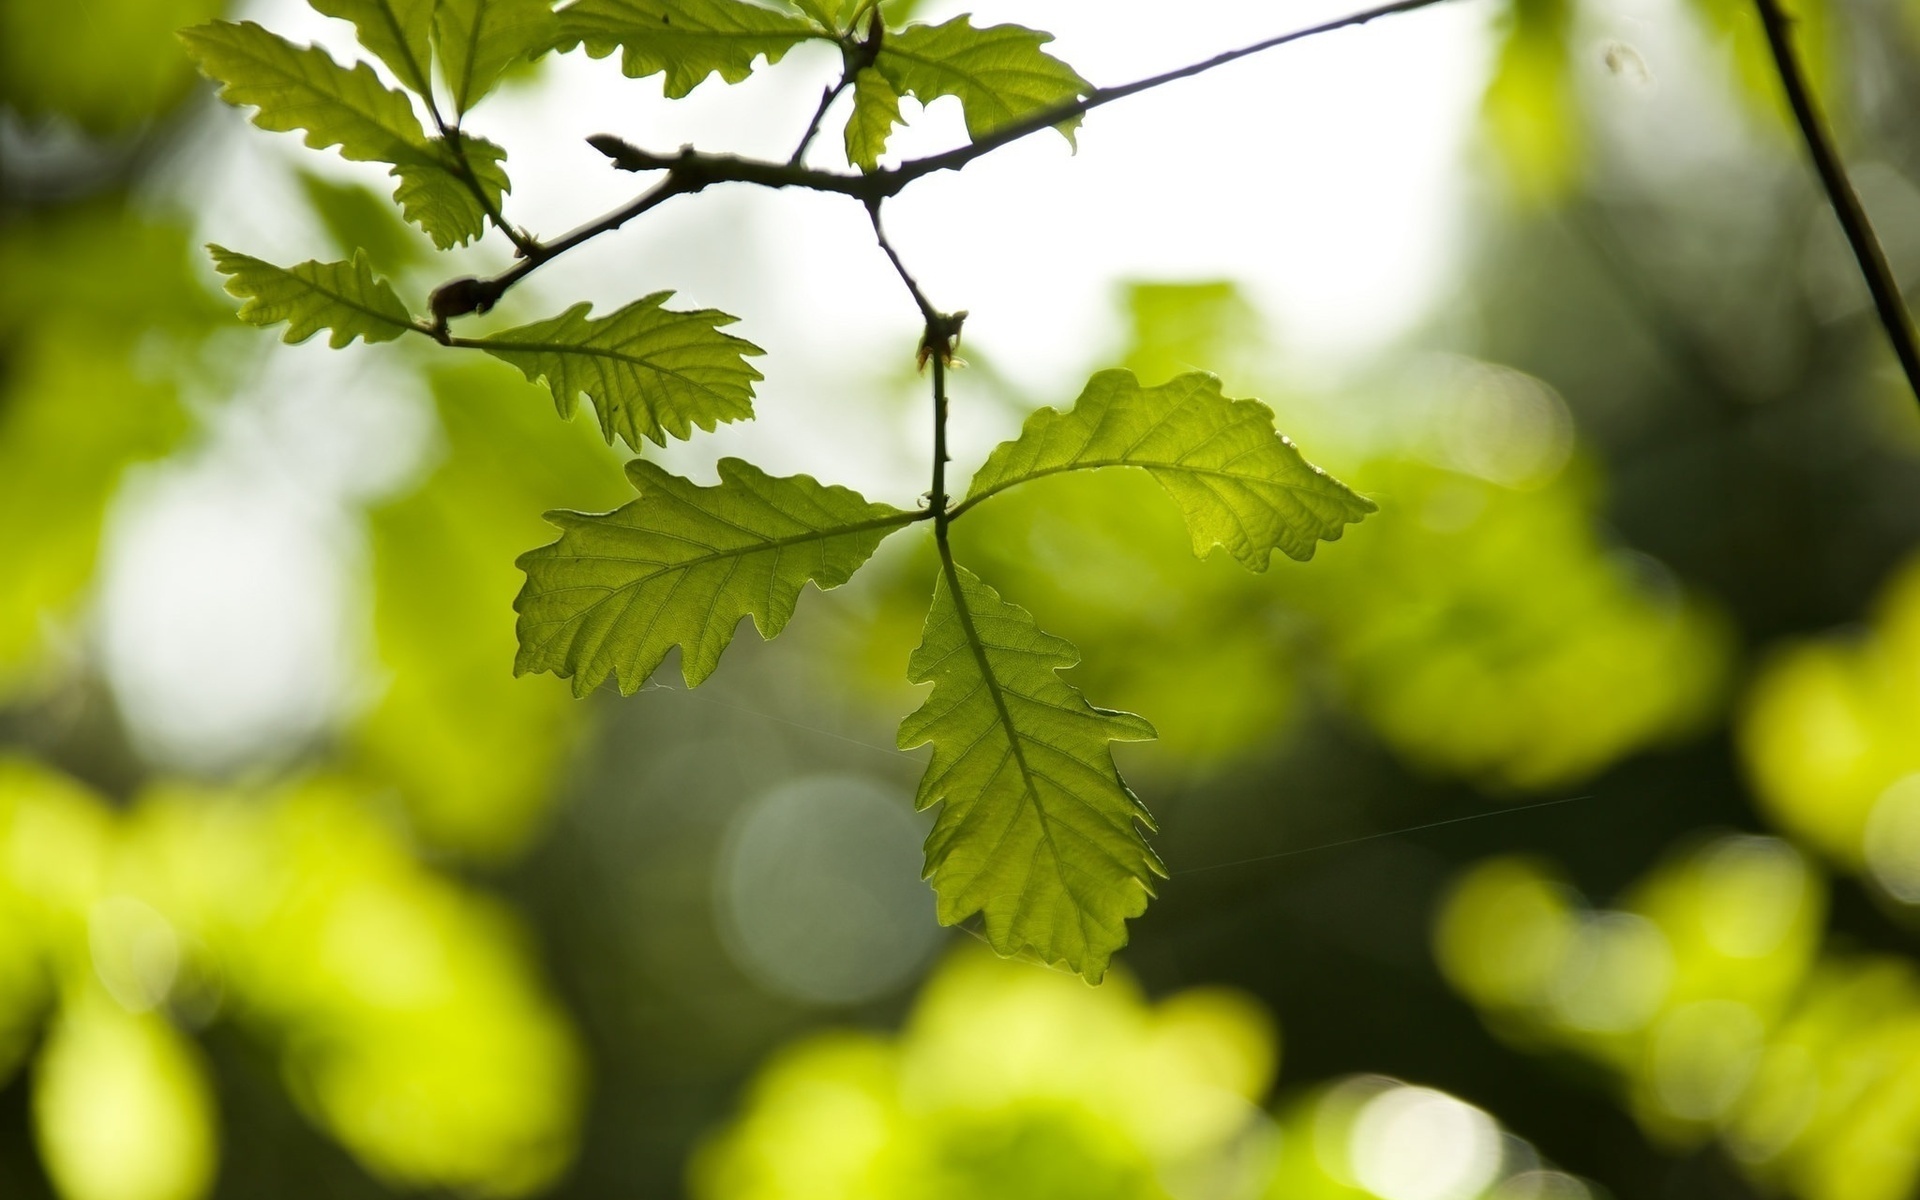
[427,0,1469,320]
[865,199,937,324]
[1754,0,1920,407]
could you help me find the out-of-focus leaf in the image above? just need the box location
[551,0,818,98]
[516,459,913,692]
[864,16,1087,152]
[844,68,902,172]
[434,0,561,113]
[694,948,1274,1199]
[0,760,117,1085]
[298,169,430,272]
[961,369,1375,570]
[0,212,210,692]
[0,0,222,132]
[1740,557,1920,877]
[180,21,507,248]
[898,563,1159,982]
[1483,0,1580,202]
[471,292,765,448]
[356,360,628,859]
[309,0,437,95]
[1688,0,1840,124]
[208,245,416,347]
[33,996,218,1200]
[126,779,584,1195]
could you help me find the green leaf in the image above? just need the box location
[435,0,561,113]
[898,562,1159,981]
[869,15,1088,148]
[844,68,900,172]
[470,291,765,448]
[552,0,818,99]
[180,20,428,164]
[179,21,507,248]
[515,458,913,691]
[208,245,416,347]
[394,134,511,249]
[962,369,1375,570]
[308,0,437,95]
[298,168,430,272]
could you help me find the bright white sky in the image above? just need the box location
[104,0,1497,768]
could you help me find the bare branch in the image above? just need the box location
[1754,0,1920,408]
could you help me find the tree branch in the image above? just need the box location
[1755,0,1920,407]
[427,0,1469,321]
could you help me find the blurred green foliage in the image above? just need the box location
[0,759,584,1198]
[1437,835,1920,1200]
[5,0,1920,1197]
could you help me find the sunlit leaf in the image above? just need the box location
[208,245,416,347]
[309,0,436,95]
[551,0,818,98]
[867,16,1088,149]
[33,996,218,1200]
[471,292,765,448]
[962,369,1375,569]
[180,21,507,247]
[844,67,901,172]
[180,20,428,164]
[434,0,561,113]
[393,133,511,249]
[898,562,1159,981]
[516,458,914,691]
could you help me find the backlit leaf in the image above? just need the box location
[180,20,427,165]
[470,291,765,448]
[963,369,1374,570]
[309,0,436,95]
[393,133,511,249]
[551,0,817,98]
[515,458,914,691]
[208,245,416,347]
[898,562,1159,981]
[844,68,901,172]
[867,16,1087,150]
[435,0,561,113]
[180,21,508,248]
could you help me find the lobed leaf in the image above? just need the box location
[308,0,437,95]
[963,369,1375,569]
[898,562,1159,982]
[180,20,428,163]
[551,0,818,98]
[435,0,562,113]
[844,68,901,172]
[471,292,765,448]
[866,16,1088,150]
[515,458,913,691]
[180,21,509,248]
[208,245,416,347]
[394,134,512,249]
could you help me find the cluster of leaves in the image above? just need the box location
[184,0,1375,980]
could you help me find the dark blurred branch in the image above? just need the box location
[1755,0,1920,408]
[427,0,1470,321]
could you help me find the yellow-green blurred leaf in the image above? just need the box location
[33,996,218,1200]
[0,0,223,133]
[1482,0,1581,202]
[354,360,628,858]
